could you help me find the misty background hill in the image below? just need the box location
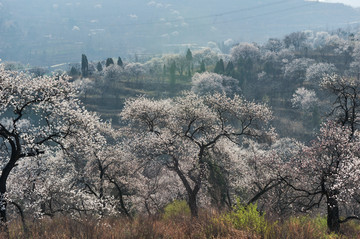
[0,0,359,66]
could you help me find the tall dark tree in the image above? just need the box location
[163,64,166,76]
[169,61,176,86]
[96,62,103,72]
[106,58,114,67]
[186,49,193,76]
[186,48,193,62]
[225,61,235,76]
[214,59,225,74]
[117,57,123,67]
[69,66,79,77]
[236,57,256,88]
[200,60,206,73]
[81,54,89,77]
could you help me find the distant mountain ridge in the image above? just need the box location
[0,0,359,65]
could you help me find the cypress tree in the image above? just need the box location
[69,66,79,76]
[117,57,123,67]
[186,49,193,75]
[81,54,89,77]
[186,48,193,61]
[96,62,103,72]
[169,61,176,85]
[225,61,235,76]
[214,59,225,74]
[106,58,114,67]
[200,60,206,73]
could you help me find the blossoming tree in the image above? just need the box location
[120,92,273,217]
[0,64,109,222]
[191,72,240,97]
[287,121,360,232]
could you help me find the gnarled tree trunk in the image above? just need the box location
[327,197,340,233]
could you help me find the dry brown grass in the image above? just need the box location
[4,212,254,239]
[2,212,360,239]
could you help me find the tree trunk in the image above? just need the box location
[172,160,201,218]
[327,197,340,233]
[188,192,198,218]
[0,180,9,236]
[0,172,9,224]
[11,201,28,236]
[0,191,6,223]
[0,136,22,223]
[0,159,20,223]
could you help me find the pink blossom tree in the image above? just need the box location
[120,92,273,217]
[286,121,360,232]
[191,72,240,97]
[321,74,360,135]
[305,63,337,88]
[291,87,319,111]
[230,43,260,63]
[81,137,138,218]
[0,64,110,222]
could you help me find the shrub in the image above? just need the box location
[162,200,191,221]
[223,200,268,235]
[274,215,339,239]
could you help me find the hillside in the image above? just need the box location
[0,0,360,65]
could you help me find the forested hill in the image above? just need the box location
[0,0,360,65]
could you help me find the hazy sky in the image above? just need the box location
[319,0,360,7]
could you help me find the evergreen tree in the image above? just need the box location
[117,57,123,67]
[163,64,166,76]
[97,62,103,72]
[106,58,114,67]
[69,66,79,77]
[169,61,176,85]
[225,61,235,76]
[187,69,192,78]
[200,60,206,73]
[214,59,225,74]
[186,49,193,75]
[186,48,193,61]
[81,54,89,77]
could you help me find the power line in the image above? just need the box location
[0,0,291,31]
[109,0,291,27]
[101,1,320,33]
[102,1,320,37]
[199,1,318,26]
